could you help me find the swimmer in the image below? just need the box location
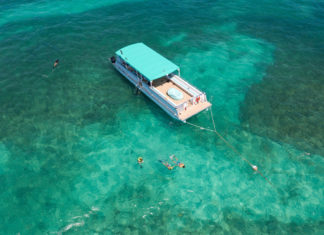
[138,157,144,168]
[53,59,59,69]
[170,155,185,168]
[252,165,258,171]
[159,160,175,170]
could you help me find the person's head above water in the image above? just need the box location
[138,157,143,163]
[53,59,59,69]
[178,163,185,168]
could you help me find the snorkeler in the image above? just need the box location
[138,157,144,168]
[53,59,59,69]
[170,155,185,168]
[159,160,175,170]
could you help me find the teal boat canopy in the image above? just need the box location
[116,43,179,81]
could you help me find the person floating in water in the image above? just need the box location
[53,59,59,70]
[138,157,144,168]
[170,155,185,168]
[159,160,175,170]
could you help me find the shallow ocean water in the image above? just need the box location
[0,0,323,234]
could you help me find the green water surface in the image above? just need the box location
[0,0,323,234]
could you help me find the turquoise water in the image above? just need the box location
[0,0,323,234]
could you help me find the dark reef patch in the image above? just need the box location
[238,6,324,156]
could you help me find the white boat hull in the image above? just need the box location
[111,58,211,122]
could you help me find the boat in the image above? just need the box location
[110,43,211,122]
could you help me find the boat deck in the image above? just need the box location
[178,101,211,121]
[153,78,192,105]
[153,77,211,121]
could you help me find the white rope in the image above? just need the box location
[186,108,274,187]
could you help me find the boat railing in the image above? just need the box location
[115,63,139,84]
[115,61,179,118]
[146,87,178,117]
[171,75,202,97]
[201,92,207,102]
[175,101,188,112]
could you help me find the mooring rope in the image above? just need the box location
[186,107,274,187]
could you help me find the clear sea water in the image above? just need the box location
[0,0,323,234]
